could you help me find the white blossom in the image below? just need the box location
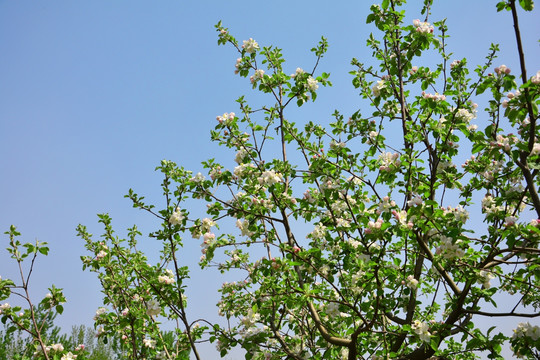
[412,320,431,342]
[372,80,385,97]
[169,207,184,225]
[146,299,161,317]
[242,38,259,53]
[531,70,540,84]
[258,170,283,186]
[143,338,156,348]
[513,322,540,341]
[307,76,319,92]
[478,270,495,289]
[236,219,255,237]
[191,172,205,183]
[406,275,419,289]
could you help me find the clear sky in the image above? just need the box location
[1,1,539,358]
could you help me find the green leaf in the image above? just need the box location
[38,246,49,256]
[519,0,534,11]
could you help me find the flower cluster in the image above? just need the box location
[169,207,184,225]
[442,205,469,224]
[450,59,461,68]
[143,338,156,348]
[307,76,319,92]
[405,275,419,289]
[242,38,259,54]
[378,152,401,171]
[308,223,327,240]
[291,67,304,78]
[191,172,205,183]
[494,64,511,75]
[234,163,256,179]
[146,299,161,317]
[435,236,465,259]
[412,320,431,342]
[455,107,476,123]
[216,112,235,124]
[201,232,216,254]
[94,307,107,320]
[236,219,255,237]
[413,19,434,33]
[513,322,540,341]
[257,170,283,186]
[422,91,446,101]
[372,80,386,97]
[531,70,540,84]
[478,270,495,289]
[250,69,265,84]
[365,218,383,234]
[0,303,10,314]
[378,196,396,213]
[34,343,65,357]
[158,269,175,285]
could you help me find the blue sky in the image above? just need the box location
[1,0,539,358]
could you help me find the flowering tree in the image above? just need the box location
[77,0,540,359]
[0,226,92,360]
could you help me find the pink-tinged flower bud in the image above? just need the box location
[495,64,510,75]
[502,100,509,108]
[293,246,300,254]
[507,92,515,99]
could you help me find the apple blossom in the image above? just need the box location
[216,112,235,124]
[236,219,255,237]
[478,270,495,289]
[291,67,304,78]
[406,275,419,289]
[61,352,76,360]
[169,207,184,225]
[513,322,540,341]
[0,303,10,314]
[51,343,64,352]
[494,64,511,75]
[413,19,434,33]
[257,170,283,186]
[143,338,156,348]
[450,59,461,68]
[191,172,205,183]
[372,80,385,97]
[242,38,259,53]
[378,151,401,171]
[308,223,327,240]
[146,299,161,317]
[412,320,431,342]
[250,69,265,83]
[531,70,540,84]
[307,76,319,92]
[422,91,446,101]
